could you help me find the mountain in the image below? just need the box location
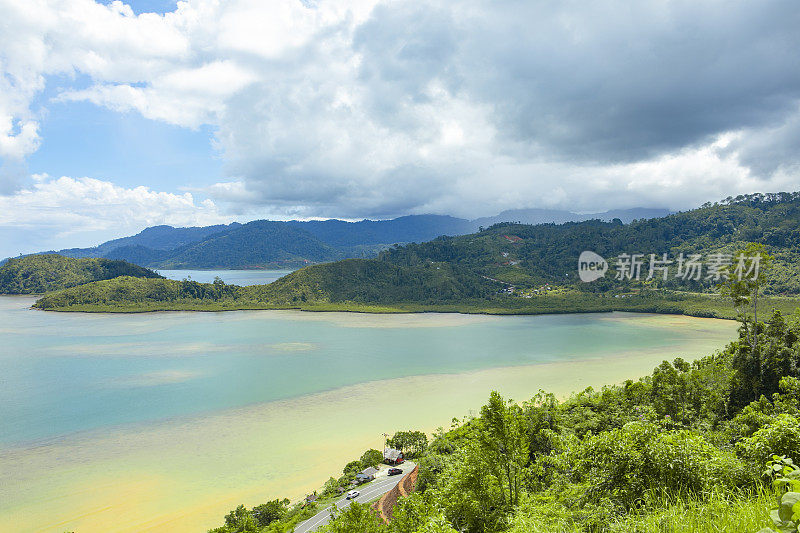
[378,192,800,295]
[53,223,240,259]
[28,193,800,319]
[152,220,341,269]
[248,258,494,304]
[285,215,474,247]
[12,208,672,270]
[0,254,162,294]
[470,207,672,229]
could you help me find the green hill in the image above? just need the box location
[15,210,674,270]
[31,259,496,311]
[249,258,495,304]
[0,254,162,294]
[28,192,800,313]
[151,220,342,269]
[379,192,800,295]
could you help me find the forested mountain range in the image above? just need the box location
[375,192,800,296]
[30,192,800,314]
[216,192,799,305]
[9,208,669,269]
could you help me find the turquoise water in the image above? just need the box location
[156,269,294,286]
[0,294,736,447]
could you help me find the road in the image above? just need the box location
[293,462,415,533]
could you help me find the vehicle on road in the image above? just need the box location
[388,468,403,476]
[346,490,360,500]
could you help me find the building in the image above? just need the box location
[383,447,404,465]
[355,466,378,484]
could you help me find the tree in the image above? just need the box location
[387,431,428,458]
[343,460,362,477]
[208,505,259,533]
[720,242,773,351]
[318,502,383,533]
[360,449,384,469]
[251,498,289,527]
[477,391,529,508]
[651,358,699,425]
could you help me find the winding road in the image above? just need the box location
[293,462,416,533]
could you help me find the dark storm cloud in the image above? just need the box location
[353,0,800,165]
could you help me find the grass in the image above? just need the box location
[608,490,775,533]
[509,489,776,533]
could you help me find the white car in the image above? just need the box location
[346,490,360,500]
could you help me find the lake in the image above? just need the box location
[0,290,738,532]
[156,269,294,286]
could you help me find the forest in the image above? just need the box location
[22,193,800,313]
[379,193,800,295]
[0,254,161,294]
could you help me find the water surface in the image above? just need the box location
[156,269,294,286]
[0,295,738,532]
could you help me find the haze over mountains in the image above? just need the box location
[14,207,670,269]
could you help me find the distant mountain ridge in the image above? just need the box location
[470,207,671,229]
[13,207,671,269]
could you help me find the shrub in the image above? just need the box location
[566,422,752,512]
[738,414,800,465]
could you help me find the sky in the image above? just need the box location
[1,0,800,258]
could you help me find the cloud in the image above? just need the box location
[1,0,800,220]
[0,174,231,257]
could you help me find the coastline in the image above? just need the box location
[28,293,800,322]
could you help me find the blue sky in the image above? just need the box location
[29,93,222,194]
[1,0,799,258]
[100,0,177,15]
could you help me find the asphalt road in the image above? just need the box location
[293,462,416,533]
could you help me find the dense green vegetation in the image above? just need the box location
[24,193,800,315]
[204,306,800,533]
[379,193,800,295]
[0,254,161,294]
[51,223,239,258]
[28,211,656,269]
[152,220,344,269]
[31,261,800,319]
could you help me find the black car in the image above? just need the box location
[388,468,403,476]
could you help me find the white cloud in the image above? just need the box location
[1,0,800,220]
[0,174,231,257]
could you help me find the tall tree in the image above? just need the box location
[477,391,529,507]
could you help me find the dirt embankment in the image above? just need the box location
[372,465,419,522]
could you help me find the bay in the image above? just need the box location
[0,290,738,532]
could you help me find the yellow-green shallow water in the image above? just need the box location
[0,297,737,533]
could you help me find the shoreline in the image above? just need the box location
[27,290,800,320]
[28,298,740,319]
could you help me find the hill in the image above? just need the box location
[0,254,162,294]
[379,192,800,295]
[470,207,671,229]
[29,192,800,313]
[11,209,671,269]
[248,258,495,304]
[150,220,342,269]
[50,223,239,259]
[285,215,474,247]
